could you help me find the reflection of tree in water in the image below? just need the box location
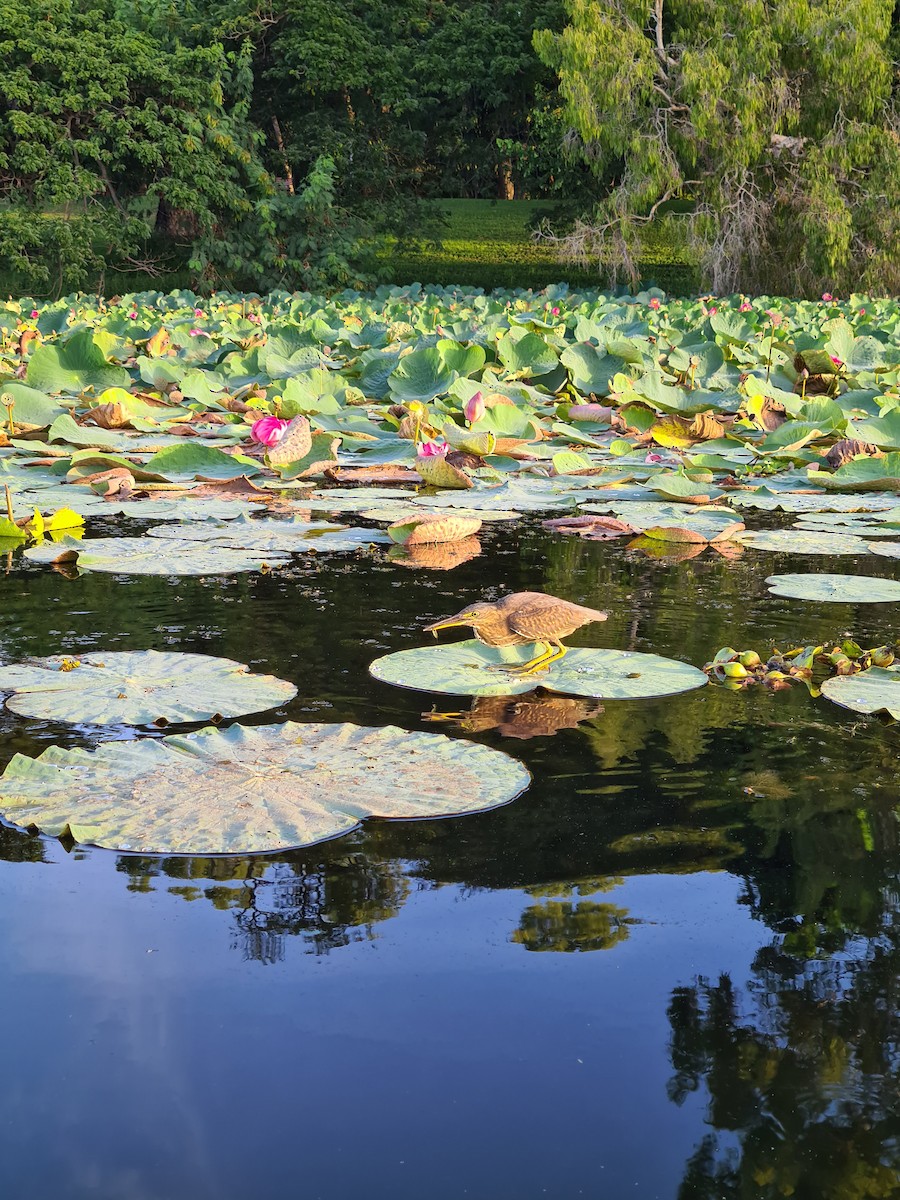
[116,850,411,965]
[669,909,900,1199]
[511,877,632,953]
[0,822,46,864]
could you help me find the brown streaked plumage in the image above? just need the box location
[423,591,608,674]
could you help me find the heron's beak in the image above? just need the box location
[423,615,471,635]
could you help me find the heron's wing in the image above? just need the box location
[506,595,571,640]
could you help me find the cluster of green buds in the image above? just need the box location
[704,641,897,692]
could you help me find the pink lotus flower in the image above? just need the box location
[416,440,449,457]
[645,452,665,463]
[189,328,206,337]
[30,310,38,319]
[128,311,137,319]
[649,298,661,310]
[464,391,485,425]
[830,355,843,367]
[194,308,204,318]
[551,306,560,316]
[708,306,718,315]
[859,308,866,316]
[251,416,291,447]
[739,302,752,312]
[821,293,834,302]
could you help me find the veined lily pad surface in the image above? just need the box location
[24,535,291,575]
[0,651,297,725]
[766,573,900,603]
[0,721,531,854]
[369,640,708,699]
[821,668,900,719]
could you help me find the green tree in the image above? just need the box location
[535,0,900,296]
[0,0,367,294]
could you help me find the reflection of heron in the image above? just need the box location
[424,693,603,739]
[424,591,608,674]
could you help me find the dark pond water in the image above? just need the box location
[2,517,900,1199]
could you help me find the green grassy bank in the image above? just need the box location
[379,199,697,294]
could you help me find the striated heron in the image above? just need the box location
[424,591,608,674]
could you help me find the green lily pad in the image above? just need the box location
[765,573,900,602]
[821,668,900,720]
[24,535,290,575]
[145,516,389,553]
[737,530,875,555]
[25,331,131,394]
[0,651,296,725]
[728,491,899,513]
[369,640,708,699]
[0,721,531,853]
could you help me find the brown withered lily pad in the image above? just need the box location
[542,514,636,540]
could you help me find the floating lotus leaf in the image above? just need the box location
[362,504,520,523]
[737,529,876,555]
[728,491,900,513]
[0,383,66,430]
[387,513,482,546]
[765,573,900,602]
[145,516,389,553]
[793,514,900,538]
[24,535,290,575]
[0,651,296,725]
[0,721,531,853]
[118,498,268,521]
[808,453,900,492]
[868,541,900,559]
[369,640,708,699]
[821,668,900,719]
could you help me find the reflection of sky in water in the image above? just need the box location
[0,847,761,1200]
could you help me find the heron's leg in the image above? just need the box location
[505,641,567,675]
[487,641,547,672]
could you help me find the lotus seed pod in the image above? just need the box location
[738,651,762,669]
[722,662,749,679]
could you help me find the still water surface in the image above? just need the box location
[1,517,899,1199]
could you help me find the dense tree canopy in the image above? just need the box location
[3,0,900,294]
[535,0,900,295]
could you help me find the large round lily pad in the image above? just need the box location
[0,721,531,853]
[821,668,900,719]
[24,535,290,575]
[737,529,875,555]
[0,651,297,725]
[145,516,389,553]
[369,640,708,699]
[765,573,900,603]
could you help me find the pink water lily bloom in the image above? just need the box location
[416,440,449,457]
[194,308,204,318]
[739,302,752,312]
[649,297,661,310]
[251,416,291,447]
[830,355,843,367]
[30,309,38,319]
[551,306,560,316]
[821,293,834,302]
[464,391,485,425]
[645,451,665,464]
[128,311,137,319]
